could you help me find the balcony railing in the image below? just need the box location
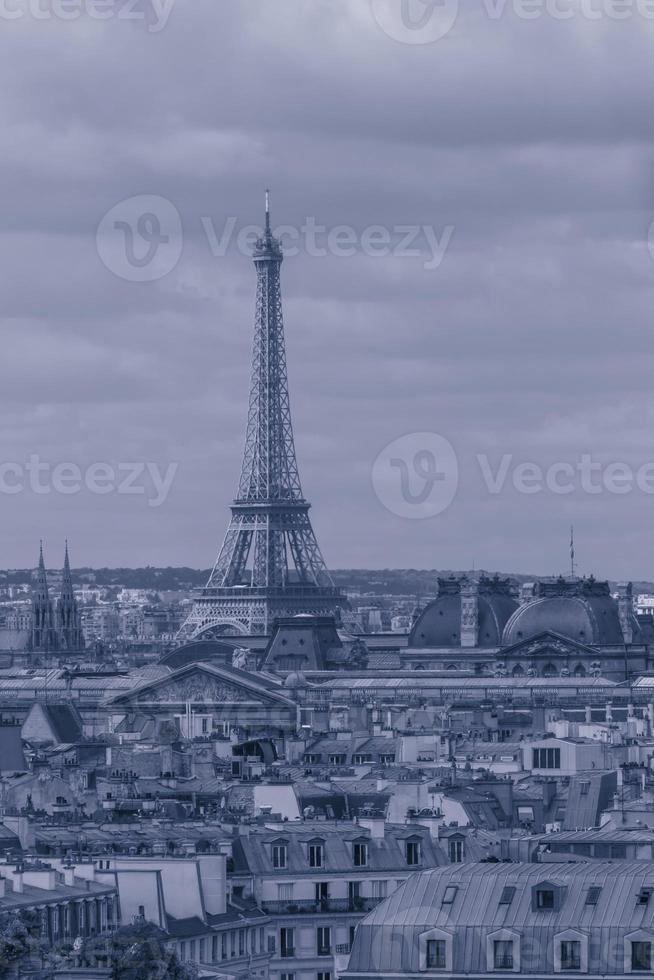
[261,897,380,915]
[335,943,352,955]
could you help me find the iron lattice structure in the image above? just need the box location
[177,198,345,638]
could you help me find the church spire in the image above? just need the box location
[35,540,49,601]
[31,540,56,654]
[57,541,84,653]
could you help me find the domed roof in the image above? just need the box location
[409,583,518,648]
[502,592,638,646]
[160,638,241,669]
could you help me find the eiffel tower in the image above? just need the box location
[177,194,345,639]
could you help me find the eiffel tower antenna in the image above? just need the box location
[570,524,576,578]
[177,196,345,640]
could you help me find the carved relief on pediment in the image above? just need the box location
[136,675,253,704]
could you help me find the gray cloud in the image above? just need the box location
[1,0,653,578]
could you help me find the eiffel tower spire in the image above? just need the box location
[178,194,344,639]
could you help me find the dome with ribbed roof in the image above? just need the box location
[409,575,518,648]
[502,577,638,646]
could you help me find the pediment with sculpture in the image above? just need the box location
[499,630,597,660]
[110,664,291,707]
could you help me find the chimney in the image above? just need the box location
[63,864,76,887]
[585,706,592,724]
[616,582,634,644]
[12,868,23,893]
[606,702,613,723]
[358,818,384,839]
[0,878,5,898]
[460,579,479,648]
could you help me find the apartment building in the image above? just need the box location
[228,820,444,980]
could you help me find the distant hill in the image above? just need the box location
[1,567,654,595]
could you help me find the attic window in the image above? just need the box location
[442,886,458,905]
[638,888,652,905]
[499,886,515,905]
[536,889,555,910]
[586,887,601,905]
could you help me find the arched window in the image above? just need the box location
[574,664,586,677]
[542,663,558,677]
[512,665,525,677]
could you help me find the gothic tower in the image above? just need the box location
[30,542,58,653]
[178,195,345,639]
[56,541,84,652]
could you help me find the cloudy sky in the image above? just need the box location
[2,0,654,579]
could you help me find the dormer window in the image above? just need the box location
[537,889,555,910]
[532,881,562,912]
[353,839,368,867]
[448,837,464,863]
[271,841,288,870]
[406,838,421,866]
[308,840,324,868]
[638,888,652,906]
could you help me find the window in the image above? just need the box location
[221,934,227,959]
[309,842,324,868]
[494,940,514,970]
[638,889,652,906]
[427,939,447,969]
[272,842,288,869]
[328,754,346,765]
[536,889,555,910]
[632,942,652,971]
[317,974,332,980]
[278,883,294,901]
[317,926,331,956]
[448,839,464,863]
[499,887,515,905]
[348,881,361,906]
[280,928,295,958]
[406,840,421,866]
[353,841,368,867]
[315,882,329,904]
[443,886,458,905]
[281,974,295,980]
[560,941,581,971]
[532,747,561,769]
[586,887,601,905]
[371,880,387,899]
[239,929,245,956]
